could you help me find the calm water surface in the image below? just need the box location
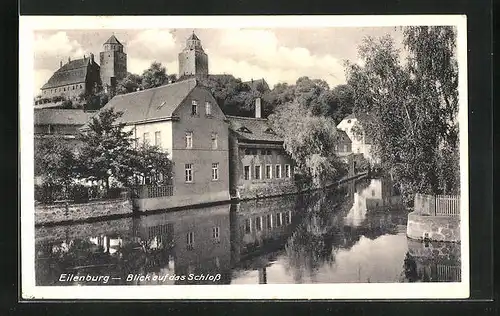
[35,178,461,285]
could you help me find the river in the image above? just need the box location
[34,177,461,285]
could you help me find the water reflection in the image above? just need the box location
[35,177,461,285]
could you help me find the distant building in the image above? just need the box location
[334,129,352,160]
[38,35,127,101]
[227,98,295,198]
[242,78,270,92]
[94,78,230,208]
[178,32,209,80]
[99,35,128,91]
[40,54,101,101]
[337,113,379,164]
[34,108,94,144]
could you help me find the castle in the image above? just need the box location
[39,35,127,100]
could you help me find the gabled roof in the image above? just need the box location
[34,109,94,126]
[243,78,270,91]
[104,35,122,45]
[41,57,97,90]
[96,78,198,125]
[227,116,283,143]
[188,32,200,41]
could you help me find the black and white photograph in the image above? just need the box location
[20,15,469,299]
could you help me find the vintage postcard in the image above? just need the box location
[20,15,469,299]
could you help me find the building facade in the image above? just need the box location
[228,98,295,199]
[97,78,230,210]
[178,32,209,79]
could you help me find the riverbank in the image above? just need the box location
[35,171,370,226]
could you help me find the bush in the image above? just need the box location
[106,187,123,199]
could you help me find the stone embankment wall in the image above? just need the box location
[35,198,133,226]
[406,211,460,242]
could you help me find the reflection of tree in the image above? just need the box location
[403,252,419,282]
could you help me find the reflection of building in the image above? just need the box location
[344,178,402,227]
[228,99,295,198]
[133,204,232,284]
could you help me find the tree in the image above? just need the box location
[77,108,136,191]
[344,28,460,203]
[116,73,143,95]
[269,101,347,187]
[141,61,168,89]
[130,144,174,186]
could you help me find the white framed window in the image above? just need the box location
[211,133,218,150]
[185,132,193,148]
[275,165,282,178]
[212,163,219,181]
[244,166,251,180]
[266,214,273,229]
[191,100,198,115]
[285,164,291,178]
[143,132,150,145]
[265,165,272,179]
[212,226,220,241]
[277,212,283,227]
[155,131,161,147]
[255,216,263,231]
[287,210,292,224]
[185,163,193,182]
[254,165,262,180]
[205,101,212,116]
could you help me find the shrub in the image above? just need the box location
[71,184,89,203]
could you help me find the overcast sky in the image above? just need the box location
[33,27,404,92]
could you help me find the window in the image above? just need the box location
[191,100,198,115]
[155,131,161,147]
[205,101,212,116]
[185,163,193,182]
[47,125,53,134]
[266,150,272,155]
[285,164,291,178]
[143,132,150,145]
[244,166,251,180]
[261,149,266,155]
[277,212,283,227]
[212,163,219,181]
[187,232,194,249]
[212,227,220,242]
[347,119,352,123]
[254,165,261,180]
[251,149,257,155]
[275,165,282,178]
[287,211,292,224]
[266,214,273,229]
[265,165,272,179]
[185,132,193,148]
[372,190,375,196]
[255,217,263,231]
[211,133,218,150]
[244,218,252,234]
[244,149,251,155]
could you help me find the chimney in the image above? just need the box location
[255,97,261,118]
[84,54,86,59]
[90,53,94,63]
[60,61,62,67]
[68,56,71,62]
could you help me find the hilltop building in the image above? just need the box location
[178,32,209,80]
[39,35,127,101]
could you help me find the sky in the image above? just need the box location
[33,27,404,92]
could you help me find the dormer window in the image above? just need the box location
[191,100,198,115]
[347,119,352,123]
[237,126,252,133]
[264,127,276,134]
